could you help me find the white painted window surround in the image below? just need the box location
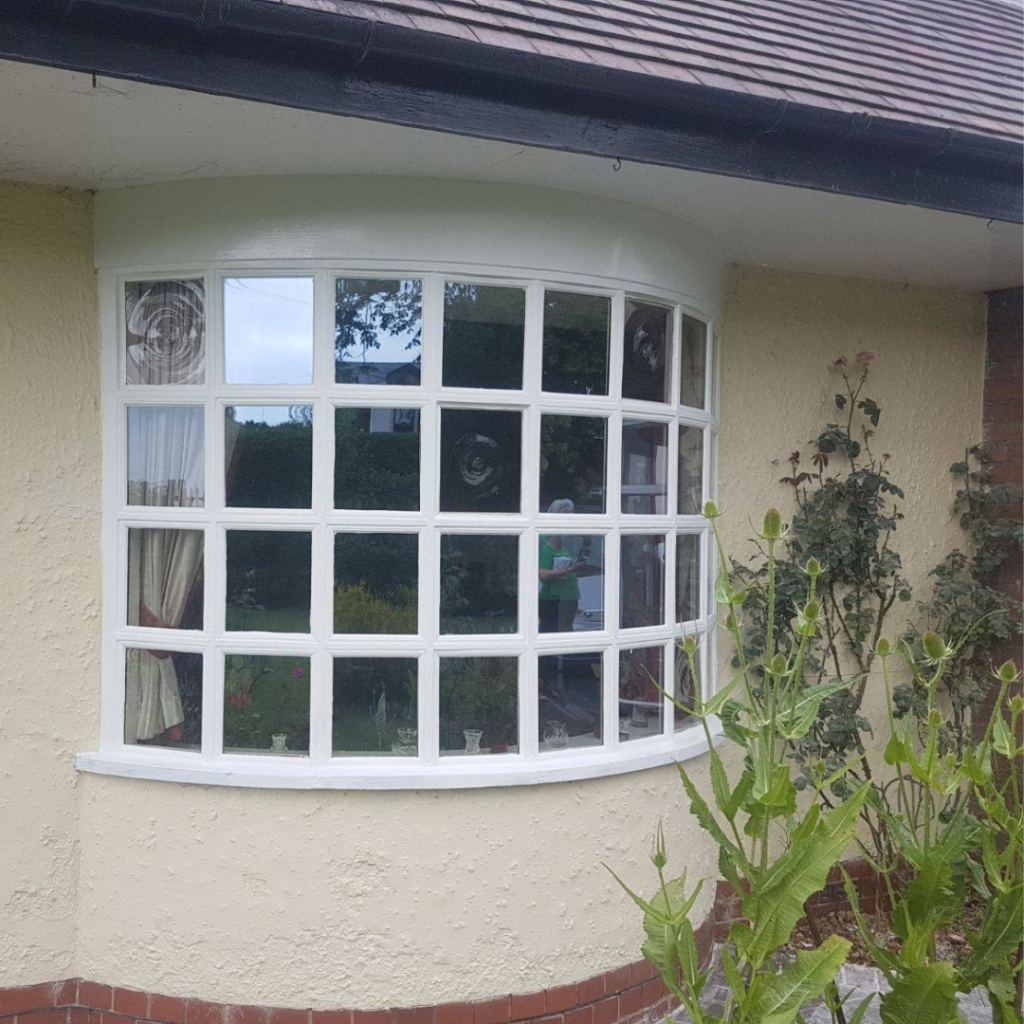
[79,178,725,790]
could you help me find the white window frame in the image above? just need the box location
[81,260,722,789]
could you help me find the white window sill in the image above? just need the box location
[75,722,722,790]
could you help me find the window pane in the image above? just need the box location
[680,315,707,409]
[542,291,610,395]
[539,652,603,751]
[439,535,518,634]
[540,415,607,514]
[335,407,420,511]
[224,277,314,384]
[224,654,310,755]
[439,408,521,513]
[125,279,205,385]
[335,278,422,385]
[677,425,704,516]
[442,283,525,390]
[622,300,671,403]
[620,534,665,629]
[226,531,311,633]
[127,528,204,630]
[619,645,664,742]
[124,648,202,750]
[538,534,605,633]
[674,643,696,730]
[333,657,418,756]
[127,406,204,507]
[621,419,668,515]
[439,656,518,755]
[225,406,312,509]
[334,533,418,635]
[676,534,701,623]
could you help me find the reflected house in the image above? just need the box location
[0,2,1019,1023]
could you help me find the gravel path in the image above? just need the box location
[671,951,994,1023]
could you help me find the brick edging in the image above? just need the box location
[0,916,714,1024]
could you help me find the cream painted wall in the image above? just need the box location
[0,182,98,983]
[0,183,985,1005]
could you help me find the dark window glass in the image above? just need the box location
[335,278,422,385]
[674,644,696,730]
[539,414,607,514]
[225,406,312,509]
[224,654,310,755]
[538,535,605,634]
[676,534,701,624]
[439,534,518,635]
[539,652,603,751]
[439,656,518,755]
[622,300,671,403]
[680,314,707,409]
[333,657,418,756]
[677,425,704,516]
[439,408,521,513]
[620,534,666,629]
[442,283,525,390]
[542,291,610,395]
[334,406,420,511]
[621,419,668,515]
[334,533,418,635]
[619,646,664,742]
[226,531,311,633]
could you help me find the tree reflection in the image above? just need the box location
[335,279,422,384]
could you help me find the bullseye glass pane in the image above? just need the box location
[620,533,666,629]
[674,643,697,730]
[621,419,668,515]
[439,656,519,756]
[538,652,603,751]
[443,283,525,390]
[125,279,206,385]
[540,414,607,514]
[224,654,310,756]
[127,405,205,507]
[225,405,312,509]
[680,314,708,409]
[333,657,418,756]
[335,407,420,511]
[439,534,518,635]
[224,277,314,384]
[618,645,664,742]
[225,531,311,633]
[124,648,202,750]
[622,299,672,403]
[542,291,610,395]
[335,278,422,385]
[439,408,521,513]
[334,533,418,635]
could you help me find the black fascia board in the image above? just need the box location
[1,0,1021,223]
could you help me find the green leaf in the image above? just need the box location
[745,935,850,1024]
[992,713,1014,757]
[960,884,1024,980]
[675,918,706,997]
[891,859,960,968]
[737,783,869,966]
[878,963,960,1024]
[678,766,744,866]
[846,993,877,1024]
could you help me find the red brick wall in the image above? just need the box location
[982,287,1024,724]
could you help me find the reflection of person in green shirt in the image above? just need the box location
[539,499,582,633]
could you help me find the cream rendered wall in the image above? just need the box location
[0,182,99,984]
[71,265,985,1007]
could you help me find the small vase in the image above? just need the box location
[543,720,569,750]
[463,729,483,755]
[397,727,418,745]
[270,733,288,753]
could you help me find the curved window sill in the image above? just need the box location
[76,722,722,790]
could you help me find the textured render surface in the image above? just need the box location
[0,182,99,984]
[718,266,986,747]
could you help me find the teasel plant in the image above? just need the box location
[607,504,875,1024]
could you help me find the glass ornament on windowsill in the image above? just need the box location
[542,720,569,750]
[270,733,288,753]
[391,727,418,756]
[463,729,483,755]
